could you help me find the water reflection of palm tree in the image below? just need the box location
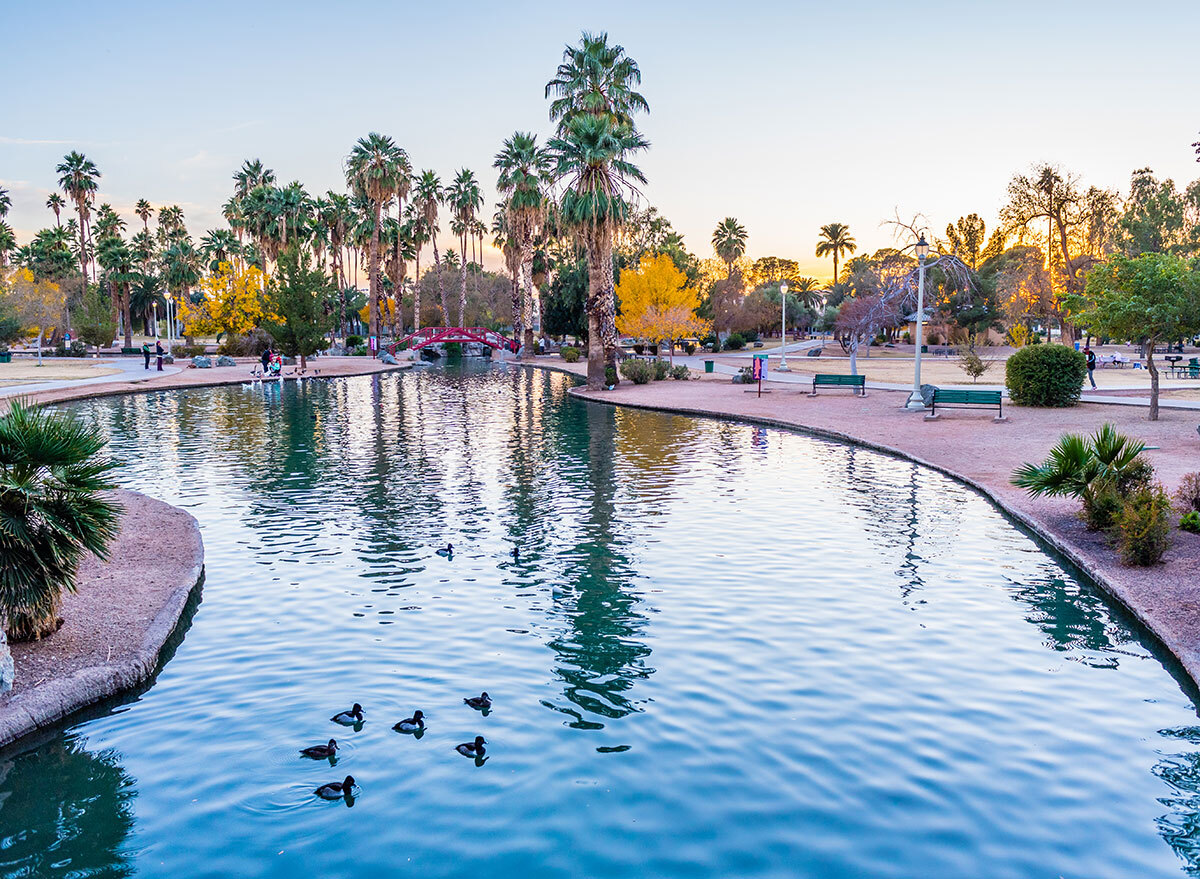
[544,402,654,730]
[0,735,137,878]
[1007,575,1130,658]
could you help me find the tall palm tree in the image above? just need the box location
[162,239,201,343]
[0,400,119,653]
[134,199,153,231]
[56,151,100,286]
[790,276,823,310]
[495,132,553,355]
[815,222,857,286]
[200,229,240,271]
[414,170,448,325]
[97,235,136,347]
[403,204,429,332]
[545,32,649,127]
[548,114,648,388]
[46,194,65,227]
[0,223,15,270]
[0,187,9,219]
[711,217,747,279]
[233,159,275,199]
[344,133,411,342]
[492,206,523,343]
[546,31,650,387]
[447,169,482,328]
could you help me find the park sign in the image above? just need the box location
[752,353,768,397]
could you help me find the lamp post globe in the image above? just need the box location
[778,281,791,371]
[905,235,931,410]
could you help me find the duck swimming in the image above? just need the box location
[314,775,355,799]
[331,703,364,724]
[455,736,486,758]
[392,710,425,733]
[436,543,454,557]
[300,739,338,759]
[464,692,492,710]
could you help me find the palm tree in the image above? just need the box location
[56,151,100,286]
[492,206,523,343]
[0,400,119,654]
[97,235,136,347]
[712,217,747,279]
[546,32,650,388]
[404,205,429,332]
[162,239,201,343]
[815,222,856,286]
[790,276,823,310]
[546,32,649,127]
[447,169,482,328]
[0,187,9,219]
[548,113,648,388]
[46,194,65,227]
[495,132,553,355]
[0,223,15,270]
[414,170,448,325]
[344,133,411,342]
[200,229,240,271]
[233,159,275,199]
[134,199,153,231]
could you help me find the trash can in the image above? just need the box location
[704,359,714,373]
[920,345,928,354]
[0,351,10,363]
[1074,341,1080,351]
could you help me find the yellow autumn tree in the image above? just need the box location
[1,267,64,364]
[616,254,711,362]
[180,261,267,341]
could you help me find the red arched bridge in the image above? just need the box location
[386,327,519,355]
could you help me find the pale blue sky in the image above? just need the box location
[3,0,1198,279]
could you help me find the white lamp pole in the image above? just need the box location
[778,281,790,371]
[905,235,931,410]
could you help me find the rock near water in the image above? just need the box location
[191,355,212,369]
[216,355,237,367]
[379,352,399,365]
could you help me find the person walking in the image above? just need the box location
[142,341,152,370]
[155,340,165,372]
[1084,345,1097,389]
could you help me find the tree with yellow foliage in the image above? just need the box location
[180,261,266,342]
[1,268,64,364]
[616,254,710,363]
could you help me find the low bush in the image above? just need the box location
[560,346,580,363]
[605,365,618,387]
[619,359,655,384]
[724,333,746,351]
[1116,484,1172,566]
[1005,344,1087,407]
[1180,511,1200,534]
[351,345,369,356]
[218,330,271,357]
[652,359,670,381]
[1174,473,1200,513]
[443,342,462,357]
[54,340,87,357]
[732,366,754,384]
[345,335,364,349]
[670,365,690,380]
[178,345,207,358]
[683,342,696,355]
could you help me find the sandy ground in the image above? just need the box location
[529,355,1200,687]
[0,355,407,411]
[0,361,124,385]
[1,491,205,746]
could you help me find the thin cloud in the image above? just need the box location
[0,135,74,145]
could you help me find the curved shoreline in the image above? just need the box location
[0,490,205,749]
[518,358,1200,690]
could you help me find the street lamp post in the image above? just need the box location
[778,281,790,371]
[905,235,931,410]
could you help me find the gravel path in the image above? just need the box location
[0,490,205,748]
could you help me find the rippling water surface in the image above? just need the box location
[3,361,1200,878]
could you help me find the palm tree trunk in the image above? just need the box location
[1147,344,1160,421]
[434,240,448,326]
[833,252,839,287]
[510,268,523,349]
[458,231,468,328]
[584,234,611,390]
[0,613,13,693]
[122,281,133,348]
[369,203,381,346]
[520,239,535,358]
[597,234,619,384]
[414,248,422,332]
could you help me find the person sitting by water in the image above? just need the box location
[269,353,283,376]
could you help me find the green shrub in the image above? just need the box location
[178,345,207,358]
[1116,484,1172,566]
[54,340,87,357]
[1005,344,1087,407]
[724,333,746,351]
[744,330,759,343]
[560,346,580,363]
[1174,473,1200,513]
[670,365,690,380]
[345,334,364,348]
[218,330,271,357]
[732,366,754,384]
[351,345,369,356]
[605,365,618,387]
[684,342,696,355]
[652,359,670,381]
[0,401,120,644]
[443,341,462,357]
[1180,511,1200,534]
[619,359,655,384]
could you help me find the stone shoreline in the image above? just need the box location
[0,490,205,748]
[517,357,1200,689]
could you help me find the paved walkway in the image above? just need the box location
[0,356,182,398]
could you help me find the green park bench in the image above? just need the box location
[810,373,866,397]
[121,347,143,355]
[928,388,1005,421]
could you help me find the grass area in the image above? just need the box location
[0,361,123,384]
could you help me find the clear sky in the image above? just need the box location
[3,0,1198,281]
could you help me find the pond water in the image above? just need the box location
[3,362,1200,878]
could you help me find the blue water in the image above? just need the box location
[3,361,1200,878]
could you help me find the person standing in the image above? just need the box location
[142,341,152,370]
[261,347,272,374]
[1084,345,1097,389]
[155,340,165,372]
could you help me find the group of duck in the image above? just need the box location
[306,692,494,801]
